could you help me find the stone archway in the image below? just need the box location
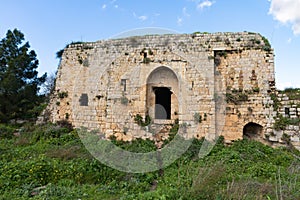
[243,122,263,139]
[146,67,179,121]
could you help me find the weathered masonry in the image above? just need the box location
[44,32,299,148]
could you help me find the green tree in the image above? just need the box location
[0,29,46,122]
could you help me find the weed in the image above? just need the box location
[193,112,202,123]
[226,91,248,104]
[82,59,89,67]
[134,114,151,127]
[261,35,271,51]
[120,96,129,105]
[57,91,68,99]
[143,57,151,64]
[274,115,300,130]
[148,49,153,55]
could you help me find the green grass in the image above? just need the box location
[0,123,300,199]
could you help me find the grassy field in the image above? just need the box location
[0,123,300,200]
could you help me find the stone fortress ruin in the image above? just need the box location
[43,32,300,150]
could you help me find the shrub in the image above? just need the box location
[0,124,15,139]
[226,91,248,104]
[270,93,280,111]
[193,113,202,123]
[148,49,153,55]
[274,115,300,130]
[261,36,271,51]
[281,88,300,100]
[134,114,151,127]
[253,87,260,92]
[121,96,129,105]
[56,120,73,132]
[143,57,151,64]
[56,49,64,59]
[57,91,68,99]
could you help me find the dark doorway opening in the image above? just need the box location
[154,87,172,119]
[243,122,263,139]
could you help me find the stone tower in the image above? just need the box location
[45,32,277,143]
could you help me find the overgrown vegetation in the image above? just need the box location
[193,112,202,123]
[279,88,300,100]
[120,96,129,105]
[134,114,151,127]
[261,35,272,51]
[216,50,228,58]
[270,93,280,111]
[57,91,68,99]
[143,57,151,64]
[56,41,92,60]
[0,123,299,199]
[56,41,84,60]
[214,50,228,66]
[225,90,249,104]
[274,114,300,131]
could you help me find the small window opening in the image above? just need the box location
[121,79,126,91]
[79,93,88,106]
[285,107,290,116]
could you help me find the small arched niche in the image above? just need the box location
[243,122,263,139]
[146,66,179,122]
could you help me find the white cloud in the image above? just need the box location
[183,7,191,17]
[269,0,300,35]
[277,81,300,90]
[277,82,292,90]
[133,13,148,21]
[287,38,292,43]
[177,17,183,26]
[276,81,300,90]
[293,23,300,34]
[114,5,119,9]
[102,4,107,9]
[138,15,148,21]
[197,0,214,10]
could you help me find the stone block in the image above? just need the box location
[291,136,300,142]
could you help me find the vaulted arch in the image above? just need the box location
[243,122,263,139]
[146,66,179,121]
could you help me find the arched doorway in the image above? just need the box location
[153,87,172,119]
[146,67,179,121]
[243,122,263,139]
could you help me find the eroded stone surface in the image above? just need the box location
[40,32,298,149]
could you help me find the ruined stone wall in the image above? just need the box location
[215,48,275,141]
[269,91,300,150]
[46,32,277,143]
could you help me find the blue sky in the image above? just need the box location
[0,0,299,89]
